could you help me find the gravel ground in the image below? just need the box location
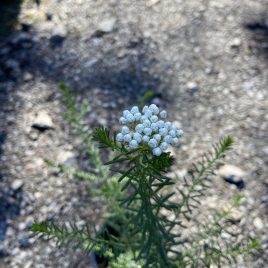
[0,0,268,267]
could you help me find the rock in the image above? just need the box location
[24,261,34,268]
[28,129,39,140]
[262,146,268,156]
[11,179,24,191]
[186,81,198,94]
[23,72,34,82]
[97,117,107,126]
[57,150,78,168]
[253,217,264,230]
[84,59,98,68]
[31,111,54,131]
[229,208,242,223]
[218,164,246,189]
[18,222,27,231]
[96,17,116,34]
[50,24,67,47]
[147,0,160,7]
[230,38,241,48]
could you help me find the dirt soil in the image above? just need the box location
[0,0,268,267]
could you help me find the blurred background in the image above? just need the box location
[0,0,267,267]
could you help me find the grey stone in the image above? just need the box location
[97,117,107,126]
[31,111,54,131]
[186,81,198,91]
[218,164,246,189]
[11,179,24,191]
[218,164,245,179]
[262,146,268,156]
[18,222,27,231]
[253,217,264,230]
[23,72,34,82]
[230,38,241,48]
[96,17,116,33]
[147,0,160,7]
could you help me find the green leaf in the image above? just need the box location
[93,127,115,149]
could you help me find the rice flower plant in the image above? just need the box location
[31,97,260,268]
[116,104,184,156]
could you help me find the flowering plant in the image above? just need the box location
[116,104,183,155]
[31,84,260,268]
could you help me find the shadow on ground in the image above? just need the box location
[244,13,268,60]
[0,0,23,41]
[0,15,174,249]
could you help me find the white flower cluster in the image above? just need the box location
[116,104,184,156]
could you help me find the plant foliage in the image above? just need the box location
[31,86,260,268]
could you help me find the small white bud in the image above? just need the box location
[171,137,179,146]
[157,120,165,128]
[148,138,158,148]
[140,115,148,123]
[142,105,149,113]
[154,134,161,141]
[160,142,168,151]
[124,134,132,142]
[153,106,160,114]
[116,133,124,142]
[142,119,151,127]
[169,130,177,138]
[145,110,153,118]
[164,135,172,144]
[133,132,142,143]
[126,113,135,122]
[151,122,159,132]
[135,124,144,133]
[122,126,130,134]
[150,115,158,123]
[143,127,152,136]
[170,124,176,131]
[177,129,184,137]
[160,110,167,119]
[131,106,139,114]
[123,110,130,118]
[119,117,127,125]
[129,139,138,149]
[153,147,162,156]
[165,122,172,130]
[149,104,159,114]
[159,127,168,136]
[134,112,141,121]
[142,135,150,142]
[149,104,157,110]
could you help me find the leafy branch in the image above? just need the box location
[58,82,108,177]
[176,136,234,220]
[31,221,94,252]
